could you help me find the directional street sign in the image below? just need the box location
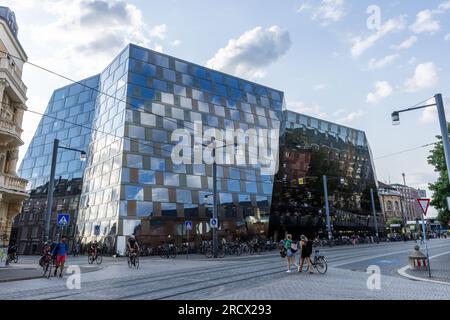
[417,199,431,216]
[184,221,193,231]
[57,213,70,226]
[210,218,218,229]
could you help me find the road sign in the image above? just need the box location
[57,213,70,226]
[94,225,100,236]
[184,221,193,231]
[417,199,431,216]
[418,189,427,198]
[210,218,218,229]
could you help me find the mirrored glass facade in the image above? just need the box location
[16,44,382,255]
[269,111,383,241]
[14,75,99,253]
[76,44,284,253]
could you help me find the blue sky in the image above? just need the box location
[7,0,450,216]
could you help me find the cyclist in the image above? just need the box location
[89,240,99,258]
[127,235,140,259]
[7,244,17,263]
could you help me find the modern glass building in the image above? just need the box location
[269,110,382,240]
[75,44,284,254]
[15,44,382,254]
[13,75,99,253]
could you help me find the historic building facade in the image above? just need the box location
[0,6,28,248]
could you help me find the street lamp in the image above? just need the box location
[392,94,450,186]
[44,139,86,244]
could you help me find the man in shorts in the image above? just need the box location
[52,236,69,278]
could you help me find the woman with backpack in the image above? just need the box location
[284,234,297,273]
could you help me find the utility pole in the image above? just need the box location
[370,188,379,240]
[435,94,450,185]
[323,175,332,241]
[212,147,218,259]
[44,139,59,244]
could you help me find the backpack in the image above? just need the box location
[291,242,298,252]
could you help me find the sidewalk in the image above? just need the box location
[0,257,103,283]
[404,251,450,284]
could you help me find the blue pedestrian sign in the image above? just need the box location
[184,221,193,231]
[57,214,70,226]
[210,218,218,229]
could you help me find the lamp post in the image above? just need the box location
[392,94,450,186]
[44,139,86,244]
[323,175,345,242]
[370,188,379,241]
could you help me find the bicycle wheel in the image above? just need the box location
[218,248,225,258]
[13,254,18,263]
[170,248,177,259]
[205,248,213,258]
[88,254,94,264]
[39,256,46,267]
[315,257,328,274]
[127,256,132,268]
[43,262,52,279]
[134,256,139,269]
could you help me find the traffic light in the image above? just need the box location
[298,178,305,185]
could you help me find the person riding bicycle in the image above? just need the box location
[127,235,140,257]
[7,244,17,262]
[89,240,99,257]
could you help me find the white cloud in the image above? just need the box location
[351,16,406,58]
[368,54,400,70]
[403,62,439,92]
[366,81,393,104]
[297,0,346,26]
[206,25,291,80]
[335,110,365,124]
[438,1,450,11]
[410,9,440,34]
[420,96,450,124]
[18,0,170,78]
[287,102,364,125]
[171,40,181,47]
[312,0,346,25]
[288,101,328,119]
[313,84,327,91]
[445,34,450,41]
[392,36,418,50]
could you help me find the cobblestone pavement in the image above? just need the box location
[0,239,448,300]
[405,251,450,283]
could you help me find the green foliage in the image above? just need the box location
[428,124,450,228]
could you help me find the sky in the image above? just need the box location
[4,0,450,218]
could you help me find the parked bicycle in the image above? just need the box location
[159,244,177,259]
[301,250,328,274]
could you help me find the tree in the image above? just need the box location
[428,124,450,228]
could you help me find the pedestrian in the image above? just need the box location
[298,235,314,274]
[52,236,69,278]
[284,234,295,273]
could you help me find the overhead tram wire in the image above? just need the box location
[374,142,438,160]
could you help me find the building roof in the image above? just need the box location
[0,6,27,59]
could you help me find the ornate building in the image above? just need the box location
[0,6,28,248]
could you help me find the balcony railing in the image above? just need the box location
[0,173,27,194]
[0,57,27,97]
[0,114,22,137]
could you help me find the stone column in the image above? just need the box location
[6,149,19,175]
[0,79,8,104]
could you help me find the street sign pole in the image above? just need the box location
[186,229,189,260]
[417,198,432,278]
